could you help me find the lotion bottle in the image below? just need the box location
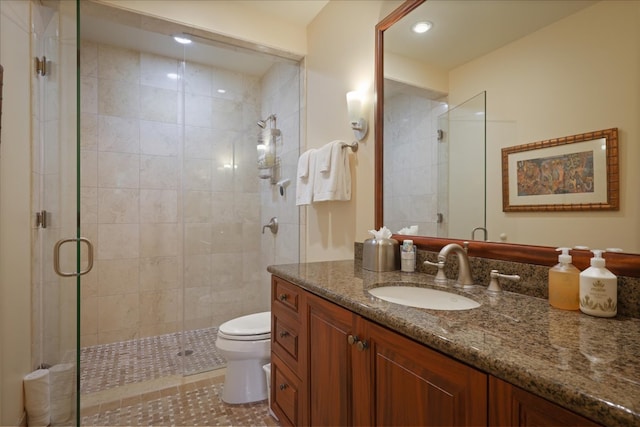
[548,248,580,310]
[579,250,617,317]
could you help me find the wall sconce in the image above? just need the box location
[346,91,368,141]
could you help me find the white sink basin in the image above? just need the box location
[368,286,481,311]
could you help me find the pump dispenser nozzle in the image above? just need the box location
[589,249,606,268]
[556,247,572,264]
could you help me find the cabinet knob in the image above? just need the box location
[356,340,369,352]
[279,330,290,338]
[279,383,288,391]
[278,293,288,301]
[347,334,359,345]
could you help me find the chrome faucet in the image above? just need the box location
[438,243,474,287]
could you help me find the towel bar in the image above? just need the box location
[341,141,358,152]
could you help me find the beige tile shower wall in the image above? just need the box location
[383,92,444,236]
[259,62,302,309]
[79,40,263,346]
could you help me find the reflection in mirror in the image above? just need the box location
[383,86,486,239]
[378,0,640,254]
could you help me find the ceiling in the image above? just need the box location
[232,0,329,26]
[80,0,329,76]
[384,0,598,71]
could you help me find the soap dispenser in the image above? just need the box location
[548,247,580,310]
[579,250,617,317]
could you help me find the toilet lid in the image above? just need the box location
[218,311,271,339]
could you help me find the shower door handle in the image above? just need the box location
[53,237,94,277]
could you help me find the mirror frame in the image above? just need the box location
[374,0,640,277]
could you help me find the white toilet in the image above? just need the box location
[215,311,271,404]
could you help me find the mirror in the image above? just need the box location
[375,0,640,276]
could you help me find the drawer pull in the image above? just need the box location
[347,334,359,345]
[356,340,369,352]
[278,293,288,301]
[279,330,290,338]
[279,383,288,391]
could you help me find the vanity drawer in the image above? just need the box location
[272,314,301,374]
[272,276,301,320]
[271,354,301,427]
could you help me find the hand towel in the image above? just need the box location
[315,140,334,173]
[296,149,316,206]
[313,140,351,202]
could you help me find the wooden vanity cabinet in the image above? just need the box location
[489,377,600,427]
[272,274,487,426]
[270,276,307,426]
[306,292,487,426]
[271,275,601,427]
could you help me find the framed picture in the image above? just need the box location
[502,128,619,212]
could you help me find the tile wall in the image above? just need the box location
[79,40,300,346]
[383,85,447,236]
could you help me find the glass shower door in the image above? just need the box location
[33,1,85,425]
[437,91,486,240]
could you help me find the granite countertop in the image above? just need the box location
[267,260,640,427]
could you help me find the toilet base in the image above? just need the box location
[222,357,270,404]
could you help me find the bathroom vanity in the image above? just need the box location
[268,261,639,427]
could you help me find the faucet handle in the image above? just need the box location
[487,269,520,293]
[424,260,447,282]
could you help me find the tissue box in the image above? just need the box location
[363,238,400,271]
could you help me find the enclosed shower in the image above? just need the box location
[29,0,301,422]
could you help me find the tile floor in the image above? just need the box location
[79,327,277,426]
[81,370,278,426]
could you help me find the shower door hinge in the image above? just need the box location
[36,210,48,229]
[35,56,47,76]
[437,129,445,142]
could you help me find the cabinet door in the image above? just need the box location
[366,320,488,427]
[307,293,357,426]
[489,376,601,426]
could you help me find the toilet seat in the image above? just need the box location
[218,311,271,341]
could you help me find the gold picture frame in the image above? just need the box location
[502,128,619,212]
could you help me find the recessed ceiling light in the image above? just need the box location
[412,21,433,34]
[173,35,192,45]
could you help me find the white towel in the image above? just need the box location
[296,149,316,206]
[313,140,351,202]
[315,140,334,173]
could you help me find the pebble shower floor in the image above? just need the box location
[80,327,226,394]
[79,327,277,426]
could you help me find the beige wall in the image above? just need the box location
[304,1,385,261]
[449,1,640,250]
[0,1,33,425]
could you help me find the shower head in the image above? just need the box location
[257,114,276,129]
